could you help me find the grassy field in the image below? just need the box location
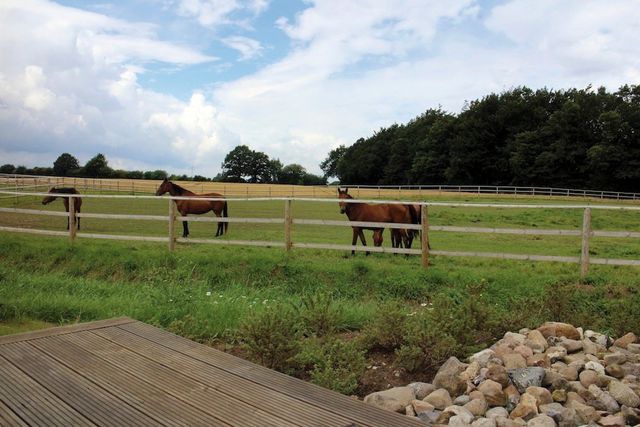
[1,190,639,394]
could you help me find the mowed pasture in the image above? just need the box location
[1,187,640,261]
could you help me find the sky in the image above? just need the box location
[1,0,639,177]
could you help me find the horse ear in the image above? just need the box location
[344,187,349,194]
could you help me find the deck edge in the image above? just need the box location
[0,317,137,345]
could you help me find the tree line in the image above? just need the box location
[320,85,640,192]
[1,145,326,185]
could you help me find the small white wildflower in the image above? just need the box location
[206,291,211,296]
[420,302,427,307]
[262,299,268,304]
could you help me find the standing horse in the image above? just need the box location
[42,187,82,230]
[155,179,228,238]
[337,188,413,254]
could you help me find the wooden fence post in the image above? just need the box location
[580,207,591,279]
[168,199,176,251]
[421,204,429,268]
[284,199,292,251]
[69,196,77,243]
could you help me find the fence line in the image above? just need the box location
[2,173,639,201]
[1,191,639,277]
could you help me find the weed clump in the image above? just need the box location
[239,304,301,372]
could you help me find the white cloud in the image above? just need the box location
[222,36,262,60]
[0,0,225,175]
[174,0,270,28]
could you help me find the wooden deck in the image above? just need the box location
[0,317,423,426]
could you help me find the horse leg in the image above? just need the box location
[351,228,358,255]
[182,219,189,238]
[358,229,370,256]
[215,213,223,237]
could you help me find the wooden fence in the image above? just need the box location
[1,190,640,277]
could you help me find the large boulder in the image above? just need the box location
[537,322,580,340]
[433,357,468,397]
[363,386,415,413]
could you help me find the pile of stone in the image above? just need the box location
[363,322,640,426]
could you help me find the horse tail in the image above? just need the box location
[223,201,229,234]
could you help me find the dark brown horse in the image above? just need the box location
[42,187,82,230]
[155,179,228,238]
[338,188,414,254]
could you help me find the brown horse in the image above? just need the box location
[155,179,228,238]
[42,187,82,230]
[391,204,422,249]
[337,188,414,254]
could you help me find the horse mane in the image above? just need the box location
[168,181,192,195]
[51,187,79,194]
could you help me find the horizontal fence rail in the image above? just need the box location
[0,190,639,276]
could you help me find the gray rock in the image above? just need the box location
[628,343,640,354]
[538,402,564,419]
[471,349,497,367]
[604,353,627,366]
[424,388,453,410]
[525,414,555,427]
[486,407,510,419]
[411,399,435,415]
[408,382,436,400]
[450,415,473,427]
[444,405,475,424]
[472,418,497,427]
[455,394,472,406]
[417,409,441,424]
[364,386,414,413]
[567,399,601,424]
[433,357,468,397]
[584,330,610,347]
[584,361,605,376]
[587,384,620,413]
[508,367,546,393]
[557,337,583,353]
[608,380,640,407]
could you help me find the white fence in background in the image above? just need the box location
[1,190,640,277]
[1,173,639,200]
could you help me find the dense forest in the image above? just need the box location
[322,85,640,191]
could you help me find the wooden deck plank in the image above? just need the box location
[92,327,360,427]
[65,331,300,427]
[31,333,231,427]
[0,342,155,427]
[120,321,424,427]
[0,399,28,427]
[0,317,135,345]
[0,357,75,427]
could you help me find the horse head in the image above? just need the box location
[155,178,170,196]
[337,187,352,214]
[42,188,57,205]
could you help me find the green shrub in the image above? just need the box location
[295,337,365,395]
[238,304,301,372]
[295,293,344,337]
[360,300,407,351]
[395,310,458,373]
